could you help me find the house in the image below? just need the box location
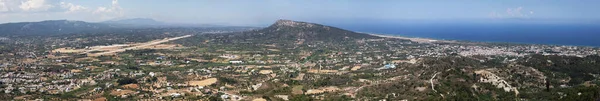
[229,61,243,64]
[377,64,396,70]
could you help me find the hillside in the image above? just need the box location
[0,19,258,36]
[0,20,111,36]
[223,19,380,42]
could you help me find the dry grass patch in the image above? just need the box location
[52,47,85,53]
[122,84,139,89]
[93,97,107,101]
[187,78,218,86]
[292,86,304,95]
[109,89,136,96]
[14,95,31,100]
[259,70,273,74]
[350,66,362,71]
[305,86,340,95]
[70,69,82,73]
[252,98,267,101]
[307,69,339,74]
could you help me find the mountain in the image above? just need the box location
[101,18,165,27]
[101,18,238,28]
[0,20,111,36]
[227,19,379,42]
[0,19,259,36]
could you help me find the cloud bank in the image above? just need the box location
[489,7,534,19]
[0,0,123,22]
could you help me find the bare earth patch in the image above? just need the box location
[110,89,136,96]
[122,84,139,89]
[259,70,273,74]
[350,66,362,71]
[187,78,218,86]
[475,70,519,95]
[52,47,86,53]
[292,86,304,95]
[308,69,339,74]
[93,97,107,101]
[252,98,267,101]
[305,86,340,95]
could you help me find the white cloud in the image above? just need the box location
[490,7,534,19]
[60,2,87,13]
[0,1,8,12]
[489,11,500,19]
[19,0,53,12]
[93,0,123,20]
[112,0,118,6]
[1,0,56,13]
[0,0,125,23]
[0,0,19,13]
[506,7,524,17]
[0,0,91,13]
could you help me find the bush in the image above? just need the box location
[117,78,138,85]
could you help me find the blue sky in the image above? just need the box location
[0,0,599,26]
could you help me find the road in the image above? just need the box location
[430,72,440,92]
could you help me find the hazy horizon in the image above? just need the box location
[1,0,600,26]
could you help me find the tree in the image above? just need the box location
[117,78,138,85]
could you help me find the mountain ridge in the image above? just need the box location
[101,18,165,27]
[0,19,259,36]
[223,19,379,42]
[0,20,111,36]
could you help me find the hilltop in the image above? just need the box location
[220,19,380,43]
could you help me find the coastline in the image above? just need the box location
[368,33,457,43]
[367,33,600,48]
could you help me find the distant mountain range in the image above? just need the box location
[0,18,256,36]
[0,20,111,36]
[101,18,165,27]
[101,18,232,28]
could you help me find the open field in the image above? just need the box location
[187,78,218,86]
[305,86,340,95]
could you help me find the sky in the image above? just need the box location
[0,0,599,26]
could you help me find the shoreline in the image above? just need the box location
[367,33,600,48]
[368,33,456,43]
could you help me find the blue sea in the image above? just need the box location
[325,21,600,47]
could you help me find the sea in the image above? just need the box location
[326,21,600,47]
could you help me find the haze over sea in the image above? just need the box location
[323,20,600,47]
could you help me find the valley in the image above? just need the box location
[0,20,599,101]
